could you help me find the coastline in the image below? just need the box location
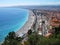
[16,10,35,37]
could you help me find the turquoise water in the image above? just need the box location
[0,7,28,42]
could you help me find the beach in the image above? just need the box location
[16,10,35,36]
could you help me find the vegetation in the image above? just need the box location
[24,26,60,45]
[2,31,23,45]
[2,26,60,45]
[27,29,32,35]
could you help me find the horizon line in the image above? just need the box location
[0,4,60,7]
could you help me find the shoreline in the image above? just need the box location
[16,10,35,37]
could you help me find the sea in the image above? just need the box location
[0,7,28,43]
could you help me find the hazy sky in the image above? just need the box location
[0,0,60,7]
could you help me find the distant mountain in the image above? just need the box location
[13,5,60,10]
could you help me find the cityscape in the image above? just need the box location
[0,0,60,45]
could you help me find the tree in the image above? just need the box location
[54,26,60,34]
[27,29,32,35]
[2,31,22,45]
[16,37,23,41]
[8,31,16,39]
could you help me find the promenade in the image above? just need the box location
[16,10,35,37]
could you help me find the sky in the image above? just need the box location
[0,0,60,7]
